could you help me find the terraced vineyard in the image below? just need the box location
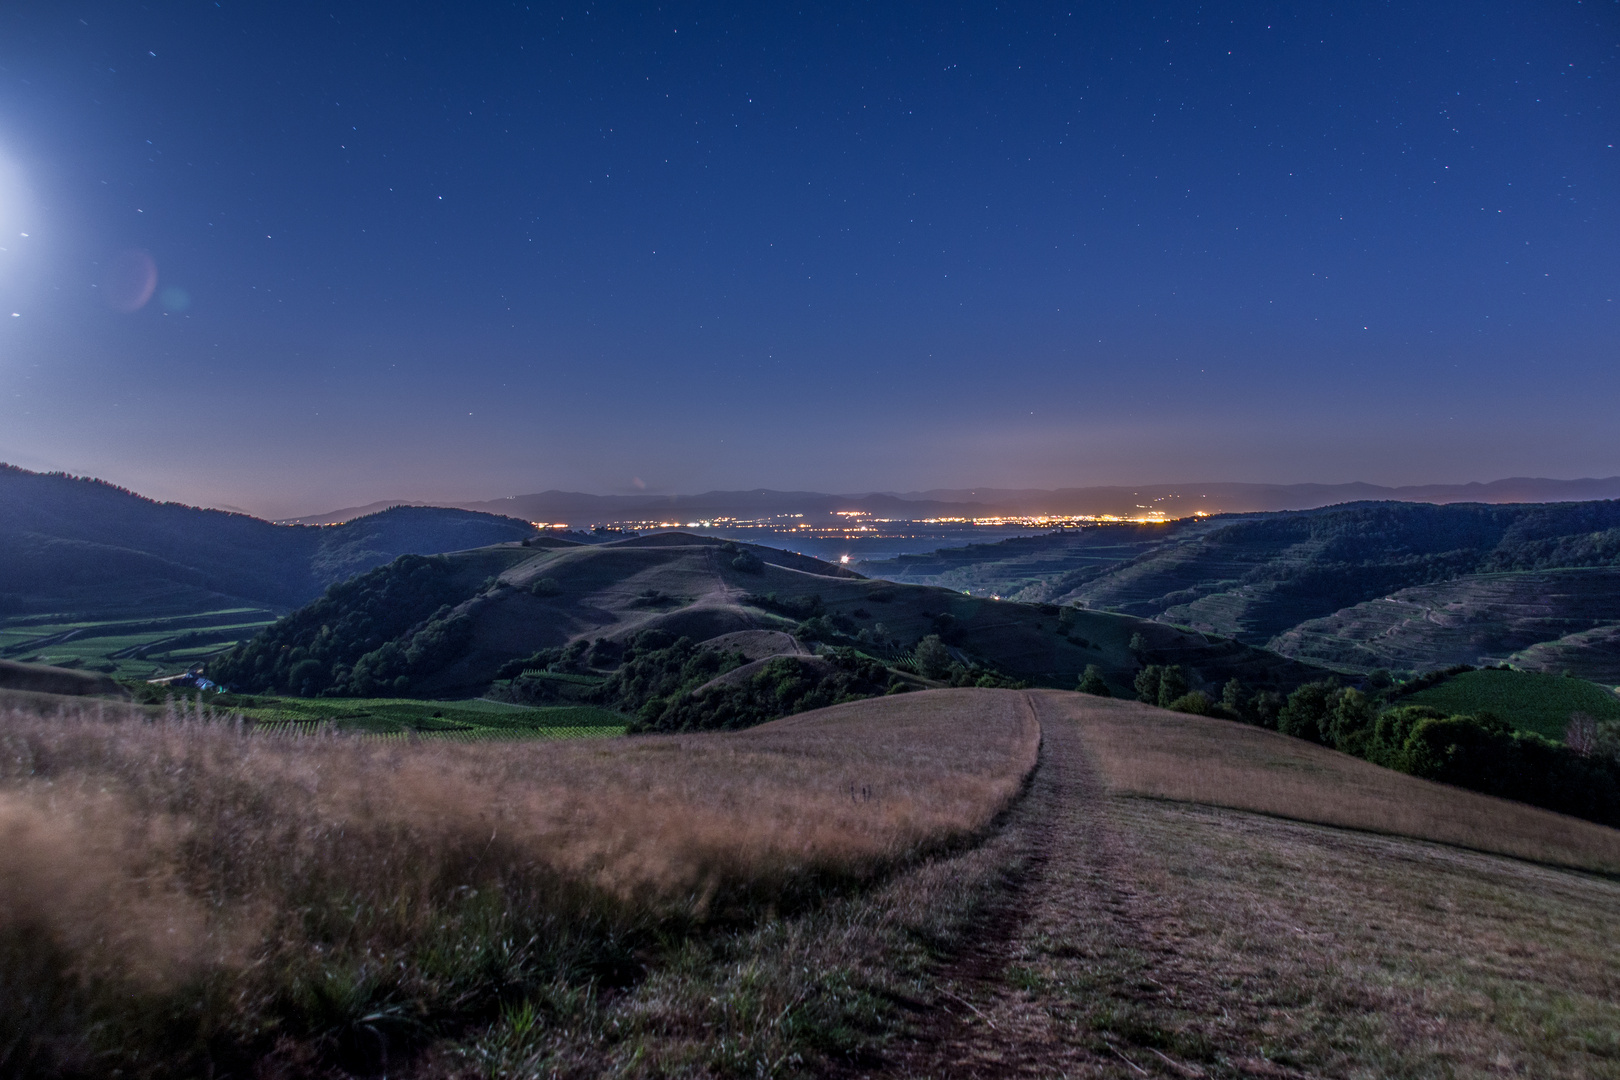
[1269,568,1620,676]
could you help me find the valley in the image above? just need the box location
[4,469,1620,1078]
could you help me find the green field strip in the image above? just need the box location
[1404,669,1620,742]
[250,721,624,742]
[164,644,242,660]
[215,694,630,736]
[515,669,603,685]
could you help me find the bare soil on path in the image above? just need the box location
[854,690,1620,1080]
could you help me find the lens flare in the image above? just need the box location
[105,250,158,312]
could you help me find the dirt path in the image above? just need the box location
[844,688,1620,1080]
[860,691,1281,1079]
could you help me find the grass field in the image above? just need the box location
[257,721,626,741]
[0,690,1038,1077]
[1040,690,1620,873]
[0,606,279,680]
[222,694,629,736]
[1403,668,1620,741]
[6,688,1620,1077]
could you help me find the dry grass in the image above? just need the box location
[850,691,1620,1079]
[1038,690,1620,874]
[0,690,1037,1077]
[1126,798,1620,1078]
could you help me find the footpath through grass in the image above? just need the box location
[1403,668,1620,742]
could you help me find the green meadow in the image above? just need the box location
[216,693,628,738]
[0,606,280,681]
[1403,668,1620,742]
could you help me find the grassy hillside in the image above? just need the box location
[1512,623,1620,683]
[1049,690,1620,871]
[0,464,539,617]
[861,499,1620,682]
[1065,500,1620,639]
[854,519,1206,598]
[6,690,1617,1077]
[0,690,1038,1077]
[1269,567,1620,675]
[0,657,127,698]
[211,531,1332,710]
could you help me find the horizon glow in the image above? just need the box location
[0,1,1616,519]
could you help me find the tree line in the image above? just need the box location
[1075,659,1620,828]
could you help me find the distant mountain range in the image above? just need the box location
[284,477,1620,526]
[12,460,1620,690]
[0,465,535,617]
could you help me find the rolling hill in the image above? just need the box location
[209,531,1331,704]
[11,687,1618,1077]
[863,499,1620,679]
[0,464,539,617]
[1268,567,1620,675]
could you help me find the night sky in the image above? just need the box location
[0,2,1615,518]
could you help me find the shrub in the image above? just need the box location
[915,635,953,680]
[1167,691,1215,716]
[1076,665,1111,697]
[745,592,823,620]
[597,633,746,717]
[731,551,764,574]
[795,615,843,643]
[631,651,893,734]
[531,577,562,597]
[1262,691,1620,829]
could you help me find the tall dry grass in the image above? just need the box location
[1035,690,1620,874]
[0,690,1038,1077]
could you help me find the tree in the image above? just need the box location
[1077,664,1111,697]
[915,634,953,679]
[1278,680,1337,743]
[1135,664,1164,704]
[1156,665,1188,708]
[1248,690,1284,728]
[1221,677,1245,716]
[1128,632,1148,658]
